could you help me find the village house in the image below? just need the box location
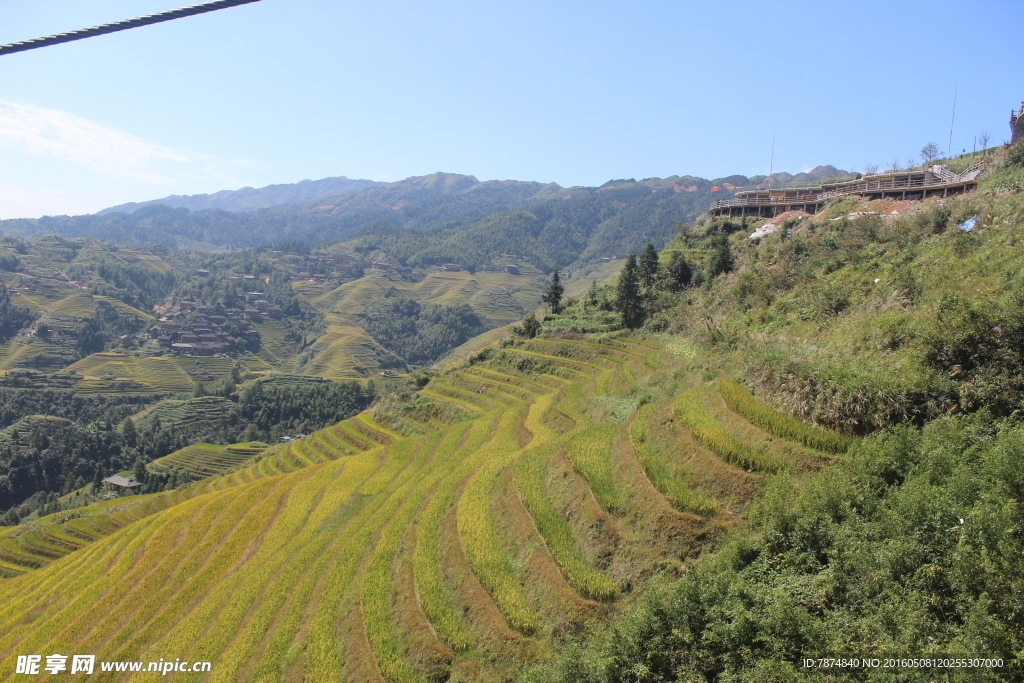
[102,475,142,490]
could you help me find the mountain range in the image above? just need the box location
[96,175,380,214]
[0,167,849,269]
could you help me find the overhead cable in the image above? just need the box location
[0,0,264,56]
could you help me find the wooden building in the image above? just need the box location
[709,162,984,219]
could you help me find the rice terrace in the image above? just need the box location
[0,2,1022,679]
[0,335,839,680]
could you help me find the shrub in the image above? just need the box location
[1007,139,1024,167]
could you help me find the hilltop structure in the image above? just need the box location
[1012,101,1023,143]
[709,163,982,219]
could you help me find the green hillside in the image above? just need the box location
[0,334,831,681]
[1,147,1022,680]
[146,442,267,479]
[0,171,772,258]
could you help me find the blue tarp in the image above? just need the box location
[958,218,976,232]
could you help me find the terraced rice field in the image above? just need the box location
[241,355,275,373]
[174,355,235,379]
[147,443,266,478]
[300,319,397,379]
[0,335,840,681]
[293,271,544,379]
[45,293,97,319]
[253,319,298,370]
[67,354,195,394]
[9,294,53,313]
[134,396,236,431]
[92,295,154,323]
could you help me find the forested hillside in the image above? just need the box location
[3,168,848,259]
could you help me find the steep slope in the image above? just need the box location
[0,335,836,681]
[527,145,1024,681]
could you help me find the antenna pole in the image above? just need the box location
[947,83,958,160]
[768,129,775,191]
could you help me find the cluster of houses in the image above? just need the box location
[148,298,265,356]
[600,253,629,263]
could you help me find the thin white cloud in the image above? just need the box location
[0,99,246,187]
[0,183,100,220]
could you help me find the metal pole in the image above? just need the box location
[947,83,958,160]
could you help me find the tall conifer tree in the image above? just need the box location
[667,252,693,290]
[616,253,644,329]
[638,243,660,287]
[542,270,564,314]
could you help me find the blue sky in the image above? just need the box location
[1,0,1020,218]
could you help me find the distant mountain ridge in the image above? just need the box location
[2,167,850,267]
[97,175,382,215]
[747,165,852,188]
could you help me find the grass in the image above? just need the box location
[361,436,438,682]
[673,386,786,473]
[456,407,539,634]
[717,378,853,454]
[174,355,234,379]
[629,403,719,516]
[514,395,618,600]
[412,420,484,651]
[557,376,623,511]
